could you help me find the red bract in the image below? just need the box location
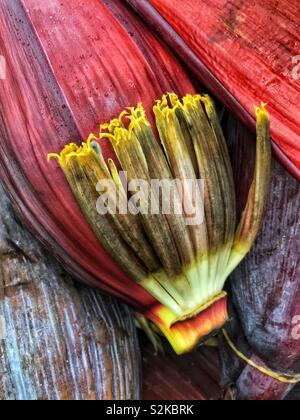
[0,0,194,310]
[0,0,271,355]
[126,0,300,181]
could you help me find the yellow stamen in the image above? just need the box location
[223,329,300,385]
